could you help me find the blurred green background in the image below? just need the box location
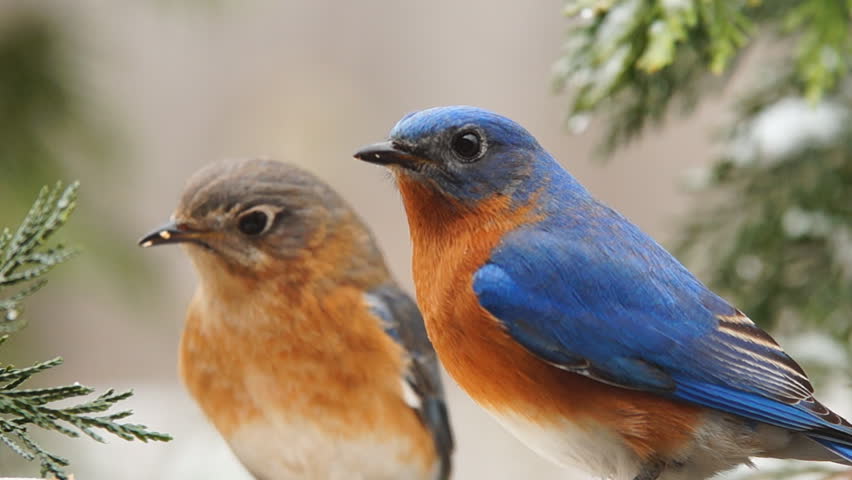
[0,1,850,479]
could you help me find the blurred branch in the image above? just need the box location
[0,13,96,208]
[0,8,157,298]
[555,0,852,152]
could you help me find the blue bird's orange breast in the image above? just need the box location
[396,176,704,460]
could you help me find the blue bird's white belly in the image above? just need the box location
[487,409,642,480]
[488,408,797,480]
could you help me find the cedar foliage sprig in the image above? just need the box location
[0,182,78,332]
[0,182,171,479]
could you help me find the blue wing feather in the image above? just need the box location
[473,211,852,452]
[815,439,852,462]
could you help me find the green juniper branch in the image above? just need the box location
[0,181,78,332]
[0,182,171,479]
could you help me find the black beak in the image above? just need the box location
[353,141,421,169]
[138,221,205,248]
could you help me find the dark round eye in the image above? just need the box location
[451,131,483,161]
[237,211,269,236]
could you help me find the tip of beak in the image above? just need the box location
[140,230,171,247]
[138,222,191,248]
[353,141,419,168]
[352,146,377,161]
[138,228,171,247]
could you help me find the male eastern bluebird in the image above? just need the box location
[354,106,852,480]
[139,158,453,480]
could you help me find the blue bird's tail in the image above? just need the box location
[814,437,852,464]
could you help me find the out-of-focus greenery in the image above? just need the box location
[0,8,155,295]
[677,77,852,345]
[555,0,852,152]
[0,11,105,214]
[0,182,171,480]
[557,2,852,478]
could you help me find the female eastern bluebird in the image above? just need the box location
[139,159,453,480]
[354,106,852,480]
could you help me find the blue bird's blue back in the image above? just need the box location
[472,157,852,462]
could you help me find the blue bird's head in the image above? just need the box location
[354,106,554,203]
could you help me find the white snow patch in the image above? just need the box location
[781,207,832,238]
[568,114,591,134]
[750,97,847,160]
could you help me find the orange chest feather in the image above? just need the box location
[397,177,703,457]
[178,282,435,467]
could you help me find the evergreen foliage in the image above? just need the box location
[1,182,78,333]
[557,2,852,477]
[555,0,852,151]
[0,182,171,480]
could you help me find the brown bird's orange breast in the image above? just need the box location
[178,270,436,474]
[397,176,702,459]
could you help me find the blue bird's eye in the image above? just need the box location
[451,131,484,162]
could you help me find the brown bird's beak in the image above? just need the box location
[354,141,422,170]
[138,221,206,248]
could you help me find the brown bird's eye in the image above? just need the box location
[451,131,483,161]
[237,210,269,236]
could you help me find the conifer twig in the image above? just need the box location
[0,182,171,479]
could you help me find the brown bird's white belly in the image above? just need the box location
[227,419,434,480]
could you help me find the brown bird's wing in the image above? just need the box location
[366,284,454,480]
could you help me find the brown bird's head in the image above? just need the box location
[140,158,388,289]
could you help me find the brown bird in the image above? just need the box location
[139,158,453,480]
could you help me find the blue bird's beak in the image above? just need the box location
[354,141,422,170]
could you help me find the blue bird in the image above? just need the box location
[354,106,852,480]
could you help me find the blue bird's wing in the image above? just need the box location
[366,285,454,479]
[473,223,852,451]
